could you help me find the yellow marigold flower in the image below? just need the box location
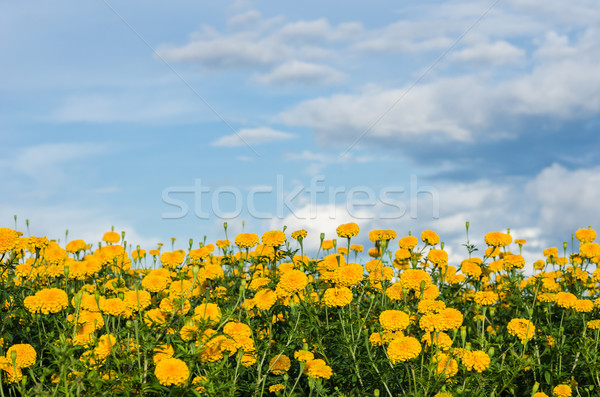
[153,344,174,365]
[65,239,88,254]
[555,292,577,309]
[398,236,418,250]
[160,297,190,315]
[369,229,396,242]
[0,228,19,255]
[253,289,278,311]
[102,231,120,244]
[223,321,252,340]
[503,254,525,271]
[189,246,212,262]
[291,229,307,240]
[27,288,68,314]
[587,320,600,330]
[6,344,36,368]
[387,336,421,363]
[434,393,453,397]
[462,350,490,372]
[99,297,127,316]
[400,269,431,292]
[294,350,314,363]
[76,310,104,330]
[216,239,230,249]
[334,263,364,287]
[192,376,207,393]
[235,233,259,249]
[305,359,333,379]
[580,242,600,259]
[543,247,558,258]
[28,236,49,252]
[435,308,464,331]
[160,250,185,270]
[533,393,549,397]
[385,282,405,301]
[395,248,411,261]
[149,248,160,256]
[574,299,594,313]
[421,230,440,246]
[433,353,458,378]
[552,384,572,397]
[422,332,453,351]
[123,290,151,312]
[428,249,448,267]
[546,335,556,347]
[262,230,286,248]
[144,308,168,327]
[0,356,23,383]
[484,232,512,247]
[44,242,68,266]
[94,334,117,360]
[350,244,363,252]
[337,222,360,238]
[276,269,308,296]
[249,277,271,291]
[269,354,291,375]
[269,384,285,393]
[321,240,334,250]
[515,239,526,245]
[131,248,146,260]
[418,299,446,314]
[337,247,348,255]
[534,259,546,270]
[576,228,596,243]
[461,259,482,278]
[155,357,190,386]
[474,291,498,306]
[241,352,257,367]
[142,270,170,293]
[379,310,410,332]
[507,318,535,342]
[368,247,380,258]
[323,286,353,307]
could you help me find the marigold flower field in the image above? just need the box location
[1,222,599,396]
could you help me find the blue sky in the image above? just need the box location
[2,0,600,263]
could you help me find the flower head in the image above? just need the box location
[235,233,259,249]
[155,358,190,386]
[387,336,421,363]
[262,231,286,248]
[336,222,360,238]
[268,354,291,375]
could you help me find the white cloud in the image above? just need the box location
[286,150,375,174]
[255,61,344,85]
[279,26,600,145]
[525,163,600,236]
[278,78,484,143]
[211,127,295,147]
[449,40,525,65]
[157,31,288,68]
[227,10,262,30]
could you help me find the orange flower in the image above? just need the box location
[102,231,120,244]
[262,230,286,247]
[336,222,360,238]
[155,358,190,386]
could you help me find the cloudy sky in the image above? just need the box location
[2,0,599,263]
